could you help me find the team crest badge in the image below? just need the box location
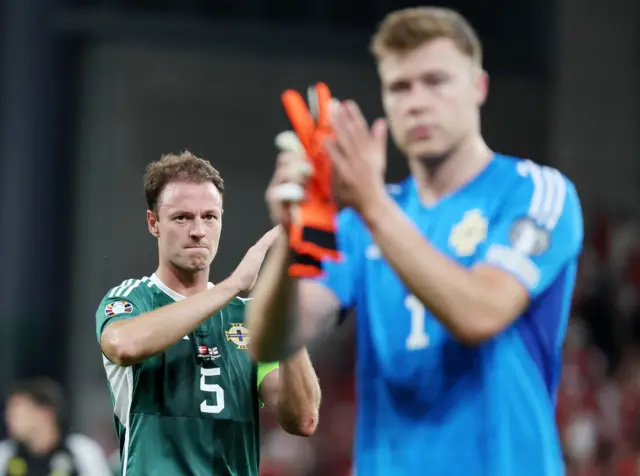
[449,209,488,257]
[105,300,133,317]
[225,324,250,350]
[7,457,27,476]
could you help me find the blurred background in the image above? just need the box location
[0,0,638,474]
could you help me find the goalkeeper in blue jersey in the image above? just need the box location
[246,6,583,476]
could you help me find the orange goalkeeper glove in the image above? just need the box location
[274,82,341,277]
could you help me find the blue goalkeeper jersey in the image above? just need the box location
[317,154,583,476]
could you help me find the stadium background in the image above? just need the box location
[0,0,638,474]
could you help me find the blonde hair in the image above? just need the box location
[144,150,224,212]
[370,7,482,65]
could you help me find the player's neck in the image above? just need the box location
[155,264,210,297]
[23,423,60,456]
[409,134,492,206]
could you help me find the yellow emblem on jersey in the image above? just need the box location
[449,209,488,257]
[226,323,250,350]
[7,457,27,476]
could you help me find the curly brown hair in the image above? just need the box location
[144,151,224,212]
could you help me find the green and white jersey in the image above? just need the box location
[96,274,278,476]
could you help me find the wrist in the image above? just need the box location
[358,186,394,229]
[218,275,244,297]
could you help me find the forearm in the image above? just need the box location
[246,234,300,361]
[275,348,321,437]
[103,278,241,366]
[361,195,501,343]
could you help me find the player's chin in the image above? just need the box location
[406,140,448,162]
[179,254,210,272]
[192,256,211,270]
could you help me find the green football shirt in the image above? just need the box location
[96,274,278,476]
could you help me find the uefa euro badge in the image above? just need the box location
[225,324,250,350]
[449,209,488,257]
[105,300,133,317]
[509,217,550,255]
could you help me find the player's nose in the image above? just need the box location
[407,83,434,114]
[190,218,207,239]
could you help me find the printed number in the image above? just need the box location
[405,294,429,350]
[200,367,225,414]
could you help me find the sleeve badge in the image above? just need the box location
[105,300,133,317]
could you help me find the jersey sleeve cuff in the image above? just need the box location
[256,361,279,408]
[482,244,540,296]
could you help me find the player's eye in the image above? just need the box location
[424,74,448,87]
[388,81,410,93]
[174,215,187,222]
[204,214,217,221]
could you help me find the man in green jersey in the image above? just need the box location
[96,151,321,476]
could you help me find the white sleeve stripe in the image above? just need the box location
[108,278,132,298]
[122,276,148,297]
[518,160,567,231]
[118,279,138,297]
[117,279,134,297]
[546,169,566,229]
[122,277,149,297]
[108,277,150,298]
[526,161,544,218]
[540,167,557,226]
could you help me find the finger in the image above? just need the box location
[264,186,294,227]
[274,157,312,186]
[339,101,372,159]
[343,100,370,139]
[341,104,369,158]
[276,150,310,169]
[307,85,319,120]
[275,131,304,154]
[270,152,311,204]
[282,90,315,150]
[324,138,347,175]
[261,226,282,245]
[271,183,305,203]
[325,140,348,204]
[313,82,333,130]
[252,226,282,254]
[331,103,359,157]
[371,118,388,151]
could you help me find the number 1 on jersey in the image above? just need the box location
[405,294,429,350]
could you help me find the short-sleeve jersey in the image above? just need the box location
[317,155,583,476]
[96,274,278,476]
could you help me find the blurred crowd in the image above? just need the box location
[559,213,640,476]
[5,212,640,476]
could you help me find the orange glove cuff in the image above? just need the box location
[289,201,340,262]
[288,251,323,278]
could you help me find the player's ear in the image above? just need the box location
[147,209,160,238]
[475,69,489,107]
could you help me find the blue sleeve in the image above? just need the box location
[477,164,584,299]
[313,208,362,310]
